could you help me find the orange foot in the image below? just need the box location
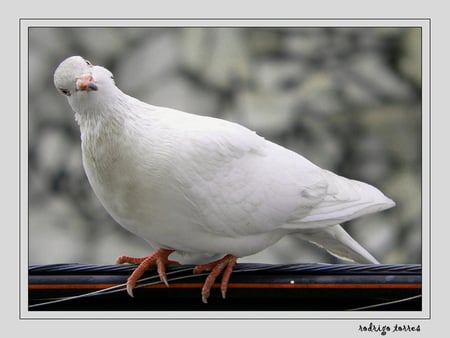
[116,248,179,297]
[193,254,237,303]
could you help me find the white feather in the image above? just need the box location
[54,56,395,264]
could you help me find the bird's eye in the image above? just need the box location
[85,59,92,66]
[59,88,71,96]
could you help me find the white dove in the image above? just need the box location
[53,56,395,303]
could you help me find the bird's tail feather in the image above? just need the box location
[293,224,379,264]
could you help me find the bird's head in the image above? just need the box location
[54,56,118,112]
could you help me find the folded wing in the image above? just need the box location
[165,108,394,240]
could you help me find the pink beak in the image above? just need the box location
[76,74,98,91]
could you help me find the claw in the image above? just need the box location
[193,254,237,303]
[117,250,237,303]
[116,248,176,296]
[126,282,135,298]
[160,274,169,288]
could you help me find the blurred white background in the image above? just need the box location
[28,26,422,265]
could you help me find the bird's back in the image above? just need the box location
[152,107,394,236]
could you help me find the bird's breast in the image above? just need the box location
[80,125,208,249]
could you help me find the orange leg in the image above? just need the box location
[116,248,179,297]
[193,254,237,303]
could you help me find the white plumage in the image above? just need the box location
[54,56,395,302]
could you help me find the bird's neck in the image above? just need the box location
[73,90,130,153]
[72,89,158,159]
[73,86,140,132]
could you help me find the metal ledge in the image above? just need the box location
[29,263,422,311]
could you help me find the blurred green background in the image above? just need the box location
[28,27,422,265]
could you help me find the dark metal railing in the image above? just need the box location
[29,263,421,311]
